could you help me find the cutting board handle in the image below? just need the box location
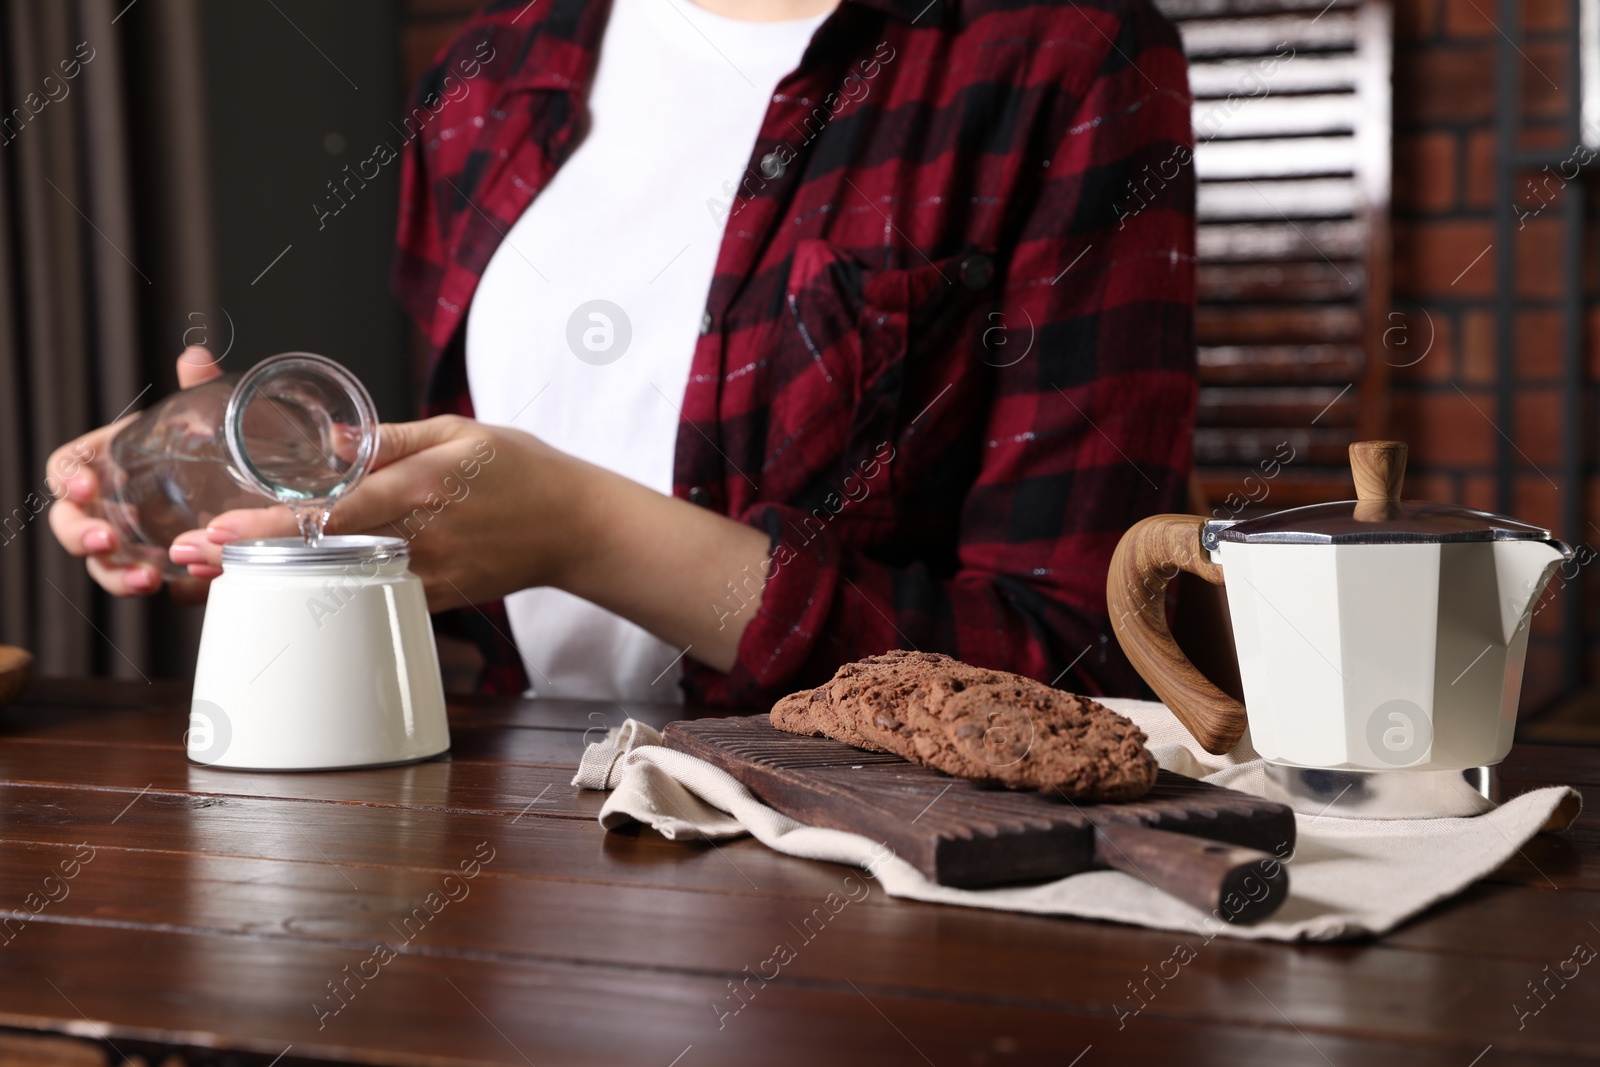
[1094,821,1289,925]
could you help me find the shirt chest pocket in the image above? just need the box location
[756,238,978,511]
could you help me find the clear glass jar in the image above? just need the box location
[88,353,379,572]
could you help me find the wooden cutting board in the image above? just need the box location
[664,715,1296,924]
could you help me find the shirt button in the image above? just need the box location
[959,253,995,291]
[699,310,713,335]
[687,486,715,508]
[760,151,786,179]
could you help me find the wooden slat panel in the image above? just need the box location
[1198,263,1363,302]
[1189,53,1363,96]
[1198,219,1366,260]
[1195,136,1357,180]
[1198,343,1363,382]
[1196,304,1362,343]
[1157,0,1358,19]
[1194,426,1354,465]
[1177,11,1357,56]
[1198,177,1357,219]
[1194,93,1358,139]
[1198,385,1357,425]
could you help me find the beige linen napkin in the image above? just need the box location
[573,701,1580,941]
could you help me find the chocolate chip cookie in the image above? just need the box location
[771,651,1157,801]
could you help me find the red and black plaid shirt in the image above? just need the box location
[395,0,1197,706]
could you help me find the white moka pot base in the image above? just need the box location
[188,536,450,771]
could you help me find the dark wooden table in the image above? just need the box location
[0,679,1597,1066]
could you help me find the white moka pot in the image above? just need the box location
[189,535,450,770]
[1108,442,1572,818]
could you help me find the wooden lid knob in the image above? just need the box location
[1349,441,1407,502]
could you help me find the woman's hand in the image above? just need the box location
[191,413,775,670]
[46,346,225,605]
[192,416,588,609]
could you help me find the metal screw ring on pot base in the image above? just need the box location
[1263,764,1496,820]
[1108,442,1573,818]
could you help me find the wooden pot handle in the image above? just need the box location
[1107,514,1247,754]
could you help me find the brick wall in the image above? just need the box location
[396,0,1592,708]
[1390,0,1584,708]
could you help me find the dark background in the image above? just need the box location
[196,0,410,420]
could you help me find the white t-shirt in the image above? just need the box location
[464,0,826,701]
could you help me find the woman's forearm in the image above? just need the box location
[555,459,773,673]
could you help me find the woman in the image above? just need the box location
[48,0,1196,708]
